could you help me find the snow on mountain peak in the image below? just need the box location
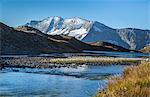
[24,16,150,50]
[25,16,93,40]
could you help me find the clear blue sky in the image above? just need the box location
[0,0,150,29]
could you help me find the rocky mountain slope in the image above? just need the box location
[0,23,79,54]
[25,17,150,50]
[0,22,132,55]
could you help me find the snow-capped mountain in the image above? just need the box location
[1,22,133,54]
[25,17,150,50]
[25,16,92,40]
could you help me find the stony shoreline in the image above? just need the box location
[0,56,146,69]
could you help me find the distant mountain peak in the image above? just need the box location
[24,16,150,50]
[25,16,93,40]
[1,22,135,54]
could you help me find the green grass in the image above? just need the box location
[96,61,150,97]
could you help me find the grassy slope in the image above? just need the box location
[96,61,150,97]
[0,22,80,54]
[140,46,150,53]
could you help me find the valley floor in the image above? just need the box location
[0,56,146,69]
[0,55,149,97]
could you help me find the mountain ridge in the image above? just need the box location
[0,22,134,55]
[25,16,150,50]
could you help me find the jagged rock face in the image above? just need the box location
[82,21,130,49]
[116,28,150,50]
[25,17,150,50]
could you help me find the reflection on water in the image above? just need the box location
[0,65,126,97]
[1,51,149,58]
[83,51,150,58]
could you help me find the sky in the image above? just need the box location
[0,0,150,29]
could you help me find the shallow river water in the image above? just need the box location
[0,65,126,97]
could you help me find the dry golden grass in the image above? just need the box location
[44,56,141,65]
[141,46,150,53]
[96,61,150,97]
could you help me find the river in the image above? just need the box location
[0,65,126,97]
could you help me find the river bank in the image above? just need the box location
[0,55,149,97]
[96,61,150,97]
[0,56,146,69]
[0,64,126,97]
